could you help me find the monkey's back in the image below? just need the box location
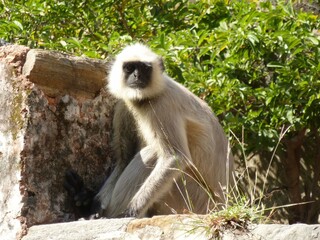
[160,76,234,210]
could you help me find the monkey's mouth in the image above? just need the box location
[128,82,148,89]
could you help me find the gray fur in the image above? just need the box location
[95,43,234,218]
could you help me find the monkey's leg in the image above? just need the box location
[105,146,157,218]
[92,164,125,214]
[94,101,140,215]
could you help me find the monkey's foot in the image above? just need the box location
[64,170,96,218]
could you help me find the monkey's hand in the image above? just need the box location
[64,170,96,218]
[120,197,148,218]
[121,208,138,218]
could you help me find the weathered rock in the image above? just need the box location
[21,215,320,240]
[0,45,29,74]
[247,223,320,240]
[22,219,134,240]
[22,49,107,98]
[0,45,116,239]
[0,46,31,240]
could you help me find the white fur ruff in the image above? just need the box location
[108,43,165,101]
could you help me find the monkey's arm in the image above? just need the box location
[121,119,190,217]
[106,146,157,217]
[126,153,188,217]
[94,100,140,213]
[92,132,137,215]
[94,163,134,215]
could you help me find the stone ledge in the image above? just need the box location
[21,215,320,240]
[0,45,115,239]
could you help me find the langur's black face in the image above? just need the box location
[123,61,153,89]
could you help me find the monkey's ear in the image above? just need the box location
[158,57,165,72]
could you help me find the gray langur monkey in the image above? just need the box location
[91,43,234,218]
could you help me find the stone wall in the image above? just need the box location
[22,215,320,240]
[0,45,116,239]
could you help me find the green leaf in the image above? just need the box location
[60,40,67,47]
[219,21,228,31]
[13,20,23,30]
[286,109,294,124]
[266,96,273,106]
[307,36,319,45]
[198,31,208,46]
[247,33,259,45]
[267,63,283,68]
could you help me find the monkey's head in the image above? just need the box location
[108,43,166,101]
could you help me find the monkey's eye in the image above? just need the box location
[142,62,152,70]
[123,63,135,74]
